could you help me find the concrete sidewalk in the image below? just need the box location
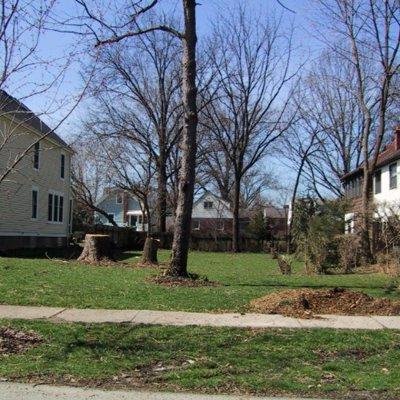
[0,383,326,400]
[0,304,399,329]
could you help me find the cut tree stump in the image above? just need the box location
[142,237,159,264]
[78,234,115,263]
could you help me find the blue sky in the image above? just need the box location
[21,0,320,134]
[18,0,324,204]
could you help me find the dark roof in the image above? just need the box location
[0,90,70,149]
[341,129,400,181]
[264,205,286,219]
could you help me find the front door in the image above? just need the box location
[129,215,138,230]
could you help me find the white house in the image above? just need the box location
[342,126,400,233]
[0,91,73,251]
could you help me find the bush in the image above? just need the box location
[337,234,362,273]
[292,198,347,274]
[277,255,292,275]
[270,246,278,259]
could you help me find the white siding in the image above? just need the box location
[192,193,232,219]
[373,162,400,216]
[0,116,72,237]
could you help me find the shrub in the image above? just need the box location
[277,255,292,275]
[337,234,362,273]
[292,198,347,274]
[270,246,278,259]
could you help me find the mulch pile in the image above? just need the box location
[149,275,220,288]
[250,287,400,318]
[0,327,44,355]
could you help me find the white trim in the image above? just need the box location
[0,232,68,238]
[47,190,65,224]
[126,210,143,216]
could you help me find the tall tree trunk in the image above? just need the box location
[232,174,241,253]
[157,155,168,233]
[360,116,373,262]
[167,0,197,277]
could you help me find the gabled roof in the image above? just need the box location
[193,190,230,208]
[264,204,286,219]
[341,127,400,181]
[0,90,71,150]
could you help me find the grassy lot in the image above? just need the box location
[0,250,398,312]
[1,320,400,399]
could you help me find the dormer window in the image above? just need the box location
[204,201,213,209]
[33,142,40,170]
[116,193,123,204]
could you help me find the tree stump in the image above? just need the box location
[142,237,159,264]
[78,234,115,263]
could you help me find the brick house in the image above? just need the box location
[342,126,400,234]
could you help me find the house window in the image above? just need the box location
[116,193,123,204]
[130,215,138,229]
[61,154,65,179]
[68,199,73,233]
[33,142,40,170]
[32,189,38,219]
[375,170,382,194]
[48,194,53,221]
[192,220,200,230]
[48,193,64,222]
[345,217,354,234]
[204,201,213,209]
[390,163,397,190]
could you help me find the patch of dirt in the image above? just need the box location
[149,274,220,287]
[0,327,44,355]
[313,348,369,361]
[249,287,400,318]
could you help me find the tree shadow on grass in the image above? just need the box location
[114,251,142,262]
[2,246,82,260]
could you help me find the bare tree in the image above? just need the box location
[74,0,198,277]
[292,51,365,198]
[85,21,182,233]
[201,7,298,252]
[0,1,86,188]
[315,0,400,259]
[71,138,117,226]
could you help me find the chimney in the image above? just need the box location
[395,126,400,150]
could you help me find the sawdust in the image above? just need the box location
[250,287,400,318]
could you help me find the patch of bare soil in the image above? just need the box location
[0,327,43,355]
[250,287,400,318]
[149,274,220,287]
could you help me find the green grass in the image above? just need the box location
[0,250,398,312]
[1,320,400,399]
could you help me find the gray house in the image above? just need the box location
[95,189,148,231]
